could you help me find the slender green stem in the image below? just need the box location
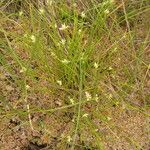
[71,59,83,150]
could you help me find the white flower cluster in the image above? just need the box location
[60,39,66,45]
[19,11,23,16]
[30,35,36,43]
[59,24,69,31]
[82,113,89,117]
[61,59,70,64]
[57,80,62,86]
[26,85,30,90]
[39,8,45,14]
[85,91,91,101]
[46,0,53,6]
[81,12,86,18]
[94,62,99,69]
[20,67,27,73]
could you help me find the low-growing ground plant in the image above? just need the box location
[0,0,150,149]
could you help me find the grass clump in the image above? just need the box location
[0,0,150,149]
